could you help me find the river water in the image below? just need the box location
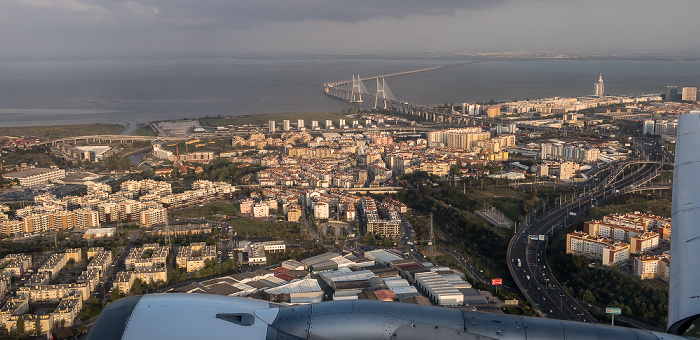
[127,149,151,168]
[1,57,699,128]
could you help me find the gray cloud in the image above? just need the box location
[3,0,506,27]
[150,0,507,28]
[1,0,699,59]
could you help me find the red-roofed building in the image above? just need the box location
[374,289,397,301]
[272,267,290,274]
[274,273,296,282]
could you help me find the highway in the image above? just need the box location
[440,248,487,284]
[508,151,666,323]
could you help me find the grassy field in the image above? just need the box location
[134,124,157,136]
[0,123,124,138]
[160,138,234,154]
[199,112,350,127]
[172,202,302,240]
[228,217,302,240]
[465,186,534,222]
[172,202,240,219]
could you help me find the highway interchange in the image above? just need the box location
[507,139,670,323]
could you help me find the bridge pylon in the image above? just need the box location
[374,78,396,109]
[350,74,368,103]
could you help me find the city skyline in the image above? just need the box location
[1,0,700,60]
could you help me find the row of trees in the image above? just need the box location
[552,253,668,328]
[397,181,509,258]
[361,234,395,248]
[175,159,264,184]
[166,259,237,285]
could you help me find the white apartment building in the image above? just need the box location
[566,232,629,266]
[634,255,670,281]
[139,207,168,226]
[252,204,269,218]
[682,87,698,102]
[602,243,630,266]
[630,232,660,254]
[4,168,66,187]
[74,209,100,228]
[313,202,329,220]
[584,220,644,243]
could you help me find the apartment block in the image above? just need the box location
[77,269,101,293]
[634,255,670,281]
[630,232,660,254]
[1,254,33,277]
[177,242,216,273]
[133,267,167,284]
[682,87,697,102]
[584,220,644,243]
[419,161,450,177]
[140,207,168,226]
[566,231,629,266]
[87,250,113,273]
[22,213,50,233]
[659,224,671,241]
[4,168,66,187]
[51,294,83,327]
[362,198,401,238]
[240,198,255,214]
[125,244,169,271]
[602,243,630,266]
[252,204,269,218]
[287,206,302,222]
[74,209,100,228]
[115,272,135,294]
[313,202,329,220]
[17,283,89,302]
[38,253,68,279]
[262,241,286,253]
[0,221,24,236]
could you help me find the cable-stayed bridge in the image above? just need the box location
[324,63,479,125]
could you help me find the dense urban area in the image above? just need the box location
[0,81,698,339]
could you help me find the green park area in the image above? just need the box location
[134,124,157,136]
[228,218,302,240]
[172,202,240,220]
[160,138,234,155]
[0,123,124,138]
[199,112,350,128]
[172,202,302,240]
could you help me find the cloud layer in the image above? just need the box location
[1,0,699,59]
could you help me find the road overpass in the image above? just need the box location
[38,135,182,146]
[507,157,667,323]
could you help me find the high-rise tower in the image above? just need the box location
[594,73,604,96]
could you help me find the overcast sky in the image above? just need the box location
[1,0,699,59]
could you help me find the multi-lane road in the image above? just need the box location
[508,155,666,322]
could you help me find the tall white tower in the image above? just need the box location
[595,73,604,96]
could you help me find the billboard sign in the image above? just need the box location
[605,307,621,314]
